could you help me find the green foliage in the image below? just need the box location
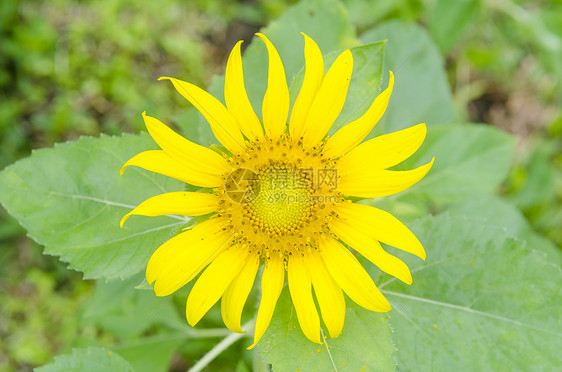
[370,123,515,226]
[448,195,561,264]
[79,276,189,372]
[361,21,455,133]
[81,275,185,338]
[114,336,185,372]
[260,290,397,371]
[428,0,480,53]
[0,134,185,280]
[75,276,245,372]
[1,0,561,371]
[381,213,562,370]
[344,0,424,29]
[0,0,195,168]
[0,265,89,368]
[403,123,516,203]
[506,137,562,247]
[35,347,134,372]
[0,0,296,169]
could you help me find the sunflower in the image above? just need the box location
[120,32,433,348]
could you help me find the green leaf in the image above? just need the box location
[379,213,562,370]
[447,195,562,265]
[259,288,396,372]
[173,106,217,147]
[509,141,559,210]
[35,347,133,372]
[0,134,185,280]
[234,359,251,372]
[428,0,480,53]
[115,335,185,372]
[366,124,516,223]
[81,276,188,372]
[81,275,185,339]
[360,21,455,133]
[401,123,516,203]
[345,0,420,29]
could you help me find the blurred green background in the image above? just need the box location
[0,0,560,371]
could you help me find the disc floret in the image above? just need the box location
[220,134,343,261]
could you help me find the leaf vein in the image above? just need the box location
[385,291,562,337]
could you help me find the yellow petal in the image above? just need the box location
[120,150,223,187]
[257,33,289,140]
[339,123,427,170]
[305,251,345,338]
[336,203,426,260]
[329,219,412,284]
[288,253,321,344]
[141,112,231,173]
[146,218,230,297]
[302,49,353,148]
[224,40,264,141]
[338,158,434,198]
[158,78,246,153]
[289,33,324,140]
[323,71,395,158]
[248,254,284,349]
[320,236,391,312]
[120,192,218,227]
[221,252,260,333]
[186,245,248,326]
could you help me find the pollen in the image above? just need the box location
[219,134,342,259]
[246,166,313,236]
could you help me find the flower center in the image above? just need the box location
[218,135,345,259]
[245,166,313,237]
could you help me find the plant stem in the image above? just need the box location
[188,319,255,372]
[185,327,233,338]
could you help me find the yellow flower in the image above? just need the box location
[120,33,433,348]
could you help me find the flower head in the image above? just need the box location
[121,33,433,348]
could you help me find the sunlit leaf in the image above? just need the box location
[379,213,562,370]
[0,134,185,280]
[259,289,396,372]
[35,347,133,372]
[448,195,562,264]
